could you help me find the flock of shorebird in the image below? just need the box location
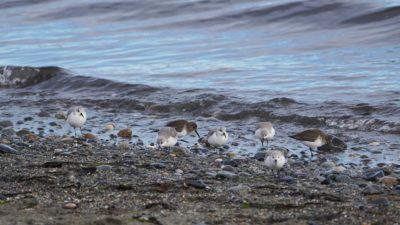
[66,106,330,176]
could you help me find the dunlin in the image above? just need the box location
[255,122,275,148]
[289,129,329,157]
[264,149,286,177]
[66,106,87,137]
[156,127,178,148]
[207,127,228,147]
[166,119,200,138]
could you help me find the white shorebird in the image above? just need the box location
[207,127,228,147]
[265,149,287,177]
[66,106,87,137]
[156,127,178,148]
[289,129,329,157]
[255,122,275,148]
[166,119,200,138]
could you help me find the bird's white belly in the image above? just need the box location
[161,136,177,147]
[208,133,227,147]
[255,128,275,140]
[302,138,323,148]
[67,115,86,128]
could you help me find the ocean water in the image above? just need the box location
[0,0,399,102]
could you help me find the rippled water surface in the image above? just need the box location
[1,0,399,102]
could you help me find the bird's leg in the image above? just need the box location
[261,139,264,147]
[79,127,83,137]
[277,170,280,177]
[74,128,77,138]
[309,147,314,158]
[266,140,269,150]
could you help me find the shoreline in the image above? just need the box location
[1,131,399,224]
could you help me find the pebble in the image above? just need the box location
[61,137,74,142]
[333,166,346,173]
[363,169,385,181]
[214,158,223,163]
[49,122,58,127]
[368,196,389,207]
[63,202,77,209]
[227,184,251,194]
[368,142,380,146]
[318,136,347,151]
[379,176,398,187]
[205,171,217,178]
[0,120,13,127]
[185,179,206,189]
[104,123,115,131]
[226,152,236,158]
[253,152,266,161]
[222,165,235,172]
[38,110,50,117]
[321,161,335,169]
[118,141,130,150]
[1,128,15,136]
[238,172,251,177]
[362,184,383,195]
[97,165,113,171]
[0,144,19,154]
[171,147,189,156]
[23,117,34,122]
[216,171,238,179]
[83,133,96,140]
[136,139,144,146]
[55,111,67,120]
[118,128,132,139]
[175,169,183,174]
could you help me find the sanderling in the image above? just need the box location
[156,127,178,148]
[265,149,287,177]
[289,129,328,157]
[66,106,87,137]
[166,119,200,138]
[255,122,275,148]
[207,127,228,147]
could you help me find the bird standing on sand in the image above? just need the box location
[265,149,287,177]
[156,127,178,148]
[255,122,275,148]
[289,129,329,157]
[207,127,228,147]
[166,119,200,138]
[66,106,87,137]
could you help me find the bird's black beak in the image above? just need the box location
[195,130,200,138]
[274,159,278,164]
[223,132,226,138]
[80,113,84,118]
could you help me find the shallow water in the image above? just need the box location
[1,0,399,103]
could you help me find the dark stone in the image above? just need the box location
[42,161,64,168]
[362,184,383,195]
[16,121,24,125]
[253,152,266,161]
[216,171,238,179]
[222,165,235,172]
[136,139,144,146]
[369,197,389,207]
[0,120,13,127]
[38,111,50,117]
[1,128,15,136]
[318,136,347,152]
[185,179,206,189]
[231,142,239,146]
[49,122,58,126]
[328,174,352,183]
[363,168,385,181]
[222,159,241,167]
[0,144,19,154]
[24,117,34,122]
[149,162,166,169]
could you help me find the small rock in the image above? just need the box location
[136,139,144,146]
[228,184,251,194]
[363,169,385,181]
[171,146,189,156]
[226,152,236,158]
[97,165,113,171]
[118,128,132,139]
[38,110,50,117]
[16,129,32,137]
[368,196,389,207]
[253,152,266,161]
[214,158,223,163]
[0,144,19,154]
[321,161,335,169]
[231,142,239,146]
[0,120,13,128]
[379,176,398,187]
[104,123,115,132]
[63,202,77,209]
[368,142,380,146]
[149,162,166,169]
[362,184,383,195]
[175,169,183,174]
[61,137,74,142]
[83,133,96,140]
[205,171,217,178]
[334,174,352,183]
[49,122,58,127]
[238,172,251,177]
[333,166,346,173]
[216,171,238,179]
[222,165,235,172]
[55,111,67,120]
[23,117,34,122]
[1,128,15,136]
[185,179,206,189]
